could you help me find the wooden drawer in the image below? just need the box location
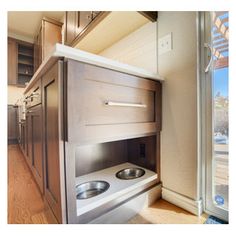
[25,79,42,108]
[67,60,161,144]
[80,79,155,125]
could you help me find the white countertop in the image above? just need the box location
[75,162,157,216]
[54,44,164,80]
[24,43,164,93]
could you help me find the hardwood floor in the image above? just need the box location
[128,199,208,224]
[8,144,207,224]
[8,145,52,224]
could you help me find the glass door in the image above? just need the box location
[202,11,229,221]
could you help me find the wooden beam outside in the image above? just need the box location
[213,39,227,46]
[214,57,228,70]
[213,15,229,40]
[215,44,228,51]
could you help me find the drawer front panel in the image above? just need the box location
[81,79,155,125]
[67,60,159,144]
[25,79,42,108]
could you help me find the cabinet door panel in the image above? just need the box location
[77,11,92,34]
[22,123,26,151]
[43,21,62,60]
[7,105,18,143]
[8,39,17,84]
[8,38,17,85]
[26,113,32,166]
[31,105,44,193]
[65,11,77,46]
[67,60,158,144]
[43,63,62,223]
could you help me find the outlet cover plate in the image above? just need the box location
[158,32,172,55]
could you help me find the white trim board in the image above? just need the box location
[162,187,203,216]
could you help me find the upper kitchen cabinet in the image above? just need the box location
[64,11,109,46]
[138,12,158,22]
[64,11,157,51]
[8,37,17,85]
[8,37,34,87]
[34,17,63,71]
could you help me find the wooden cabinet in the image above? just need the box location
[34,17,62,71]
[64,11,158,47]
[17,43,34,85]
[30,105,44,193]
[8,37,34,86]
[64,11,108,46]
[20,58,162,224]
[24,79,44,194]
[25,111,32,165]
[19,120,26,153]
[42,63,63,223]
[8,38,17,85]
[8,105,18,144]
[66,60,160,145]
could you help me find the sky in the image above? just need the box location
[214,67,228,97]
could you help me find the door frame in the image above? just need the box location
[198,11,228,221]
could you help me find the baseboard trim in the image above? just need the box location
[162,187,203,216]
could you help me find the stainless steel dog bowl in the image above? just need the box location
[116,167,145,180]
[76,181,110,200]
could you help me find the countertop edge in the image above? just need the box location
[24,44,164,94]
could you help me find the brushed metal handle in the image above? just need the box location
[105,101,147,108]
[204,43,213,73]
[30,92,40,97]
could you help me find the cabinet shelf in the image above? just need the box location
[18,61,34,66]
[18,52,34,58]
[18,72,33,76]
[8,37,35,86]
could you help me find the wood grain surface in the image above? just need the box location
[8,145,55,224]
[128,199,208,224]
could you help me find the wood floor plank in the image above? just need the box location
[128,199,208,224]
[8,145,50,224]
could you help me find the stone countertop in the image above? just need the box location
[24,43,164,93]
[75,162,157,216]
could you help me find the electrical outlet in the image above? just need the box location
[140,143,146,158]
[158,32,172,55]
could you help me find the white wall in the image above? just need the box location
[158,12,198,200]
[99,22,157,73]
[8,85,24,105]
[99,13,199,202]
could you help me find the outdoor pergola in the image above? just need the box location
[212,11,228,70]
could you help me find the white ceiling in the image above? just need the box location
[8,11,64,42]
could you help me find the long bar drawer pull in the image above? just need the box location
[105,101,147,108]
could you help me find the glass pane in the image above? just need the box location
[212,11,229,210]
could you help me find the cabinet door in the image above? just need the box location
[25,112,32,166]
[65,11,93,46]
[42,20,62,61]
[34,31,42,72]
[77,11,93,35]
[7,105,18,143]
[21,123,26,152]
[65,11,77,46]
[8,38,17,85]
[31,105,44,194]
[43,63,62,223]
